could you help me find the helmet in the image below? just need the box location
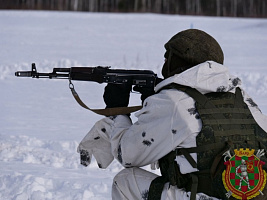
[162,29,224,78]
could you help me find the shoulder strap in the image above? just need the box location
[159,83,227,119]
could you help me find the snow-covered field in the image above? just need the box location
[1,10,267,199]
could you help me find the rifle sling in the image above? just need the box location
[69,84,142,116]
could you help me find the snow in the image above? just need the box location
[1,10,267,199]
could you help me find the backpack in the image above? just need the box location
[148,84,267,200]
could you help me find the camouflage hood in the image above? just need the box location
[155,61,241,94]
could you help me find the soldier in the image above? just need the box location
[78,29,267,200]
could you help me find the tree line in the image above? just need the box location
[1,0,267,18]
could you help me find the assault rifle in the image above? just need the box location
[15,63,159,115]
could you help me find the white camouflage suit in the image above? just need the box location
[78,61,267,200]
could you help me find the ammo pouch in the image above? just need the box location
[148,84,267,200]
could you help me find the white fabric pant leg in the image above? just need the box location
[112,167,221,200]
[161,183,221,200]
[112,167,158,200]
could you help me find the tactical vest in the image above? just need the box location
[148,83,267,200]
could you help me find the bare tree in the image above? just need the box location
[232,0,238,17]
[263,0,266,17]
[196,0,201,15]
[216,0,220,16]
[0,0,267,17]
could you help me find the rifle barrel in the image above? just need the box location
[15,71,32,77]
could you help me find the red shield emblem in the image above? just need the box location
[222,148,266,199]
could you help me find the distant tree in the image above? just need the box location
[0,0,266,17]
[232,0,238,17]
[216,0,220,16]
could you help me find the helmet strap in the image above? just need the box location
[167,50,173,77]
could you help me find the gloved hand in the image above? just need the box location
[133,86,155,104]
[103,83,132,108]
[77,118,115,169]
[80,149,91,167]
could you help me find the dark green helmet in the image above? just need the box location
[162,29,224,78]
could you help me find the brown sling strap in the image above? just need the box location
[69,80,142,116]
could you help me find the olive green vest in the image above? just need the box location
[148,83,267,200]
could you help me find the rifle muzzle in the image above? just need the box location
[15,71,33,77]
